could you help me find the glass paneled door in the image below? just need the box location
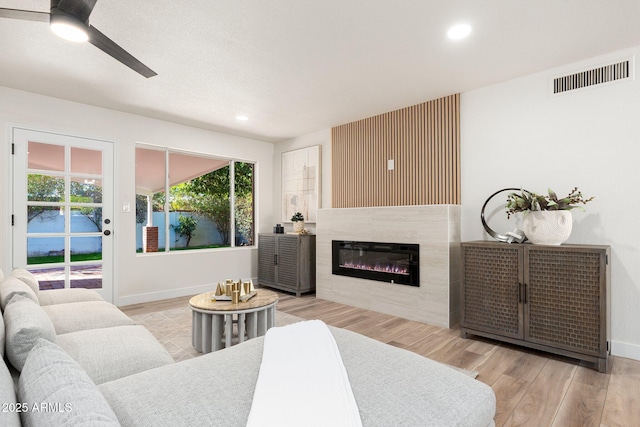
[12,128,114,302]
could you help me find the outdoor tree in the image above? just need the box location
[172,162,254,246]
[135,194,148,224]
[70,180,102,231]
[180,165,232,244]
[234,163,254,245]
[27,174,64,222]
[152,192,166,212]
[26,175,102,231]
[173,215,199,247]
[137,162,253,247]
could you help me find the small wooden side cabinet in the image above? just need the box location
[461,241,611,372]
[258,233,316,297]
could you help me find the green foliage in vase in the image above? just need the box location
[291,212,304,222]
[506,187,594,219]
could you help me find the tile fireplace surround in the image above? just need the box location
[316,205,461,328]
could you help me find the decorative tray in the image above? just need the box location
[212,291,257,302]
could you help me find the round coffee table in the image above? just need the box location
[189,289,279,353]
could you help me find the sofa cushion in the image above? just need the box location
[0,267,5,282]
[57,325,175,384]
[18,339,120,426]
[10,268,40,296]
[38,288,104,306]
[0,277,39,310]
[0,308,4,358]
[42,301,134,335]
[100,336,265,427]
[331,328,496,427]
[100,326,496,427]
[0,358,21,427]
[4,295,57,371]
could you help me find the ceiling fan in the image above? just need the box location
[0,0,157,78]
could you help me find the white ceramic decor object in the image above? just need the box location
[522,211,572,245]
[293,221,305,233]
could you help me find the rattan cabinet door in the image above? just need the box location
[258,234,277,287]
[276,235,300,291]
[524,246,606,357]
[462,243,524,339]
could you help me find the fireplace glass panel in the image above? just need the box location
[332,240,419,286]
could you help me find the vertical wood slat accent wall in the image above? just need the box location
[331,94,460,208]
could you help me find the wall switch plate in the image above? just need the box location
[387,159,394,170]
[123,203,131,213]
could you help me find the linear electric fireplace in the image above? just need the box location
[332,240,419,286]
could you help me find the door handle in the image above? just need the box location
[103,230,111,236]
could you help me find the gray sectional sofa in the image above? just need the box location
[1,267,496,426]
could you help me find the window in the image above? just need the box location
[135,146,255,253]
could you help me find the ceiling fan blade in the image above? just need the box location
[0,8,49,22]
[56,0,97,24]
[88,25,157,78]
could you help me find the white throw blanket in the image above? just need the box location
[246,320,362,427]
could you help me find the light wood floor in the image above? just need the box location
[121,292,640,427]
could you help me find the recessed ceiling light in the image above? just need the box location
[236,115,249,121]
[447,23,472,40]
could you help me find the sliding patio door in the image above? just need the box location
[12,128,114,302]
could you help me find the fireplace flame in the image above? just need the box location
[340,261,409,276]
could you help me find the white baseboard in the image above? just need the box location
[611,340,640,362]
[114,277,259,307]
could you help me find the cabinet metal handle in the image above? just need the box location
[274,255,278,265]
[523,283,528,304]
[518,283,522,304]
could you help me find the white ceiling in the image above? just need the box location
[1,1,640,143]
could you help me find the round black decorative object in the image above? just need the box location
[481,188,530,243]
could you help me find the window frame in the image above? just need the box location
[135,144,256,254]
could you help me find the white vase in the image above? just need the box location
[293,221,304,233]
[522,211,572,245]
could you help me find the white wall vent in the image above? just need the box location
[551,57,634,95]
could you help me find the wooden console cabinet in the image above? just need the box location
[257,233,316,297]
[461,241,610,372]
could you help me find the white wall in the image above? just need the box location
[461,46,640,360]
[273,47,640,361]
[272,128,332,233]
[0,86,274,306]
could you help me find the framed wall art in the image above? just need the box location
[281,145,321,223]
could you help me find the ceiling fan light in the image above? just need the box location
[50,13,88,42]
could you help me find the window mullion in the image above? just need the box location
[230,161,235,248]
[164,150,170,253]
